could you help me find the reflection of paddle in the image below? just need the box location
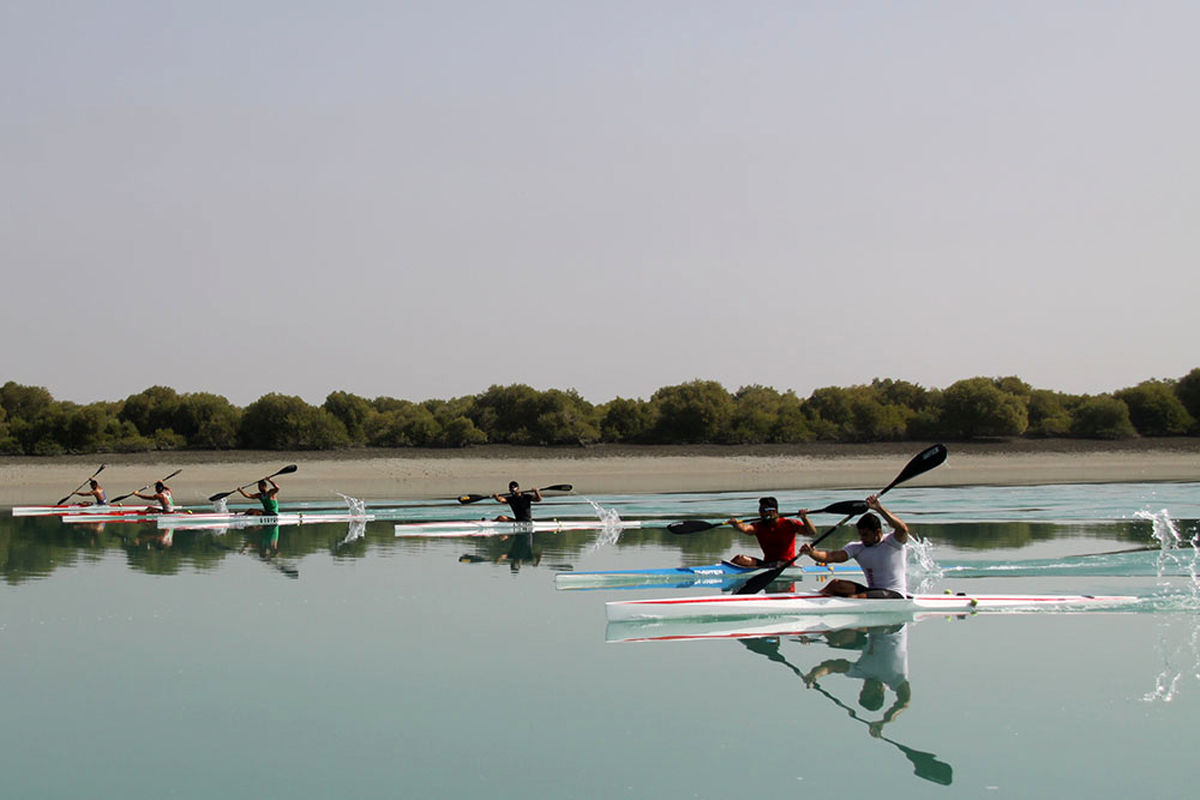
[734,444,947,595]
[56,464,106,505]
[457,483,572,504]
[667,501,868,535]
[210,536,298,579]
[810,680,953,785]
[110,469,183,504]
[208,465,298,502]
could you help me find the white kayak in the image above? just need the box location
[156,512,375,529]
[606,611,925,643]
[394,519,644,538]
[13,504,158,517]
[605,591,1141,622]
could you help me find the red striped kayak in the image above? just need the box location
[12,504,158,517]
[605,591,1141,622]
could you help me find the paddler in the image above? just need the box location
[238,478,280,516]
[492,481,541,522]
[132,481,176,513]
[798,494,909,598]
[727,497,817,567]
[71,479,107,506]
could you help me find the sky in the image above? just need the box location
[2,1,1197,408]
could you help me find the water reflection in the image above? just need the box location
[609,614,953,785]
[455,532,581,574]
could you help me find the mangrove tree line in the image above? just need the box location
[1,369,1198,455]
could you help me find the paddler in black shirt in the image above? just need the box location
[492,481,542,522]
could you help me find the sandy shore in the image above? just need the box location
[1,441,1197,507]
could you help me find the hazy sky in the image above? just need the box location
[2,1,1196,407]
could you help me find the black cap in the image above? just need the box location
[758,496,778,511]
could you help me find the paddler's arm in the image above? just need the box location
[799,543,850,563]
[866,494,909,543]
[530,488,542,502]
[727,518,756,534]
[793,509,818,538]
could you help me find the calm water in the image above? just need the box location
[2,483,1198,799]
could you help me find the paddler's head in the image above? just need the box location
[856,513,883,546]
[508,481,520,495]
[89,480,99,489]
[258,480,269,492]
[758,496,779,519]
[154,482,166,493]
[859,679,885,711]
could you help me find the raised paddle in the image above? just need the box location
[109,468,183,504]
[208,464,298,502]
[56,463,106,506]
[667,500,870,535]
[733,444,948,595]
[457,484,573,504]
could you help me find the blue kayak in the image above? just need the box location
[554,560,861,591]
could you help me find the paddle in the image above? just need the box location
[56,464,106,506]
[457,483,573,504]
[733,444,948,595]
[667,500,870,535]
[809,680,952,785]
[110,469,183,504]
[208,465,298,502]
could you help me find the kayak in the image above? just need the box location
[12,504,159,517]
[606,611,925,643]
[60,511,374,528]
[605,591,1141,622]
[555,561,862,590]
[394,519,644,538]
[156,512,375,529]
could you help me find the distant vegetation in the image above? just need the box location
[1,369,1198,455]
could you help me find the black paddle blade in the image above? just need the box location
[458,493,488,504]
[272,464,299,477]
[540,483,573,493]
[812,500,869,516]
[668,520,721,535]
[895,742,954,786]
[208,490,234,502]
[880,444,946,495]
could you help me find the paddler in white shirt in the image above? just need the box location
[798,494,909,599]
[132,481,176,513]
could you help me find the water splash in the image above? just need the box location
[584,498,624,551]
[340,519,367,545]
[337,492,367,517]
[212,498,229,513]
[1142,618,1200,704]
[1135,509,1200,599]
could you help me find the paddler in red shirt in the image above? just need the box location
[727,496,817,567]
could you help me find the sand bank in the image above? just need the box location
[2,441,1197,507]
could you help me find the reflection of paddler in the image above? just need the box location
[242,524,281,556]
[495,532,540,572]
[803,623,910,731]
